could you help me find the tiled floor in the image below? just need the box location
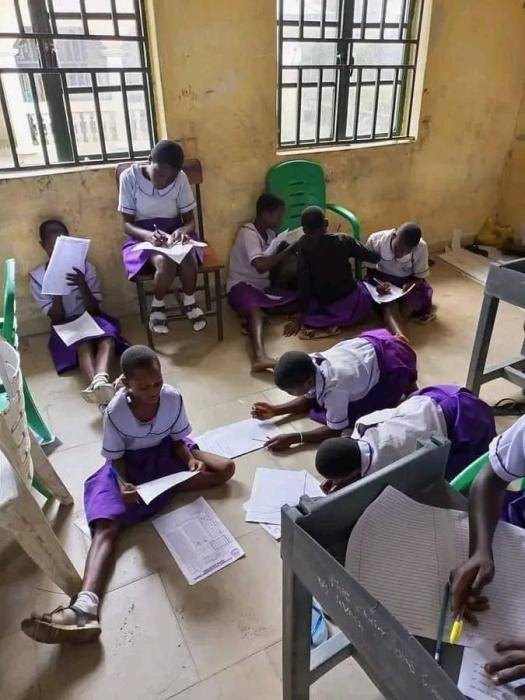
[1,261,523,700]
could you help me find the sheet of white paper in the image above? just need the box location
[194,419,280,459]
[242,500,282,540]
[136,470,196,505]
[42,235,90,295]
[52,311,105,346]
[345,487,525,645]
[363,280,415,305]
[264,226,303,256]
[246,468,324,525]
[152,497,244,585]
[458,644,521,699]
[133,240,207,264]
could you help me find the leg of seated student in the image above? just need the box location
[94,337,115,377]
[77,340,96,383]
[80,338,116,406]
[178,253,206,332]
[248,306,276,372]
[149,253,177,334]
[177,450,235,491]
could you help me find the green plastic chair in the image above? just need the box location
[266,160,363,276]
[0,258,56,448]
[450,451,525,495]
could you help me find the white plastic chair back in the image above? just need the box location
[0,339,32,484]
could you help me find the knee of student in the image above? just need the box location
[98,336,115,349]
[155,256,177,277]
[222,459,235,482]
[93,519,121,542]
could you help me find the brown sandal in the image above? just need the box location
[21,604,101,645]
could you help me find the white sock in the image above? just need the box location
[182,293,196,306]
[151,296,165,308]
[72,590,99,617]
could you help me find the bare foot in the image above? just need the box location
[251,355,277,372]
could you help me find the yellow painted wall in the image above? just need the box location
[498,81,525,238]
[1,0,525,333]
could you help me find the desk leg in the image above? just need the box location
[283,560,312,700]
[214,269,224,342]
[466,294,499,395]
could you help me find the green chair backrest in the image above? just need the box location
[266,161,326,232]
[1,259,16,348]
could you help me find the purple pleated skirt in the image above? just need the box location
[84,436,197,527]
[373,271,433,317]
[228,281,298,317]
[302,281,373,329]
[412,385,496,479]
[122,216,204,280]
[309,329,418,426]
[49,313,130,375]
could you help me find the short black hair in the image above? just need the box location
[39,219,68,242]
[315,437,361,479]
[121,345,160,378]
[274,351,315,391]
[256,192,285,216]
[301,206,325,234]
[397,222,422,248]
[150,139,184,170]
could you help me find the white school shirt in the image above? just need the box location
[102,385,191,460]
[488,415,525,482]
[29,261,102,319]
[366,229,429,278]
[342,395,448,477]
[118,163,196,221]
[308,338,380,431]
[227,222,277,293]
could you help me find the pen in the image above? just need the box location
[434,582,450,664]
[449,606,465,645]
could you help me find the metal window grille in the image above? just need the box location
[277,0,425,149]
[0,0,156,172]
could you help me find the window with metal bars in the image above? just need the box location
[277,0,425,149]
[0,0,155,172]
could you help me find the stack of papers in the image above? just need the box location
[363,280,415,304]
[53,311,105,346]
[153,497,244,585]
[42,235,90,295]
[133,240,207,264]
[136,470,196,505]
[194,419,280,459]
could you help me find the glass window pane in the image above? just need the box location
[319,85,335,139]
[366,0,384,24]
[53,0,81,11]
[0,1,19,33]
[54,39,141,68]
[87,19,114,36]
[304,25,320,39]
[282,0,299,22]
[283,25,299,38]
[0,38,41,69]
[69,92,102,158]
[282,68,298,85]
[85,0,111,10]
[325,0,340,23]
[125,71,143,86]
[356,84,375,138]
[66,72,92,88]
[56,19,84,34]
[116,0,135,10]
[299,86,318,142]
[352,41,406,66]
[0,102,14,168]
[386,0,405,24]
[128,90,150,151]
[96,71,120,87]
[375,82,395,135]
[1,73,45,166]
[280,86,297,143]
[118,19,137,36]
[99,90,128,154]
[282,41,337,66]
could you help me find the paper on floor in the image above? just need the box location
[42,235,90,295]
[53,311,105,346]
[458,643,521,699]
[245,468,324,526]
[152,497,244,585]
[194,419,280,459]
[133,240,207,265]
[363,280,415,305]
[242,500,282,540]
[136,470,196,505]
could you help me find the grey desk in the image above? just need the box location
[281,438,467,699]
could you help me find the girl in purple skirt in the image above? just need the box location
[251,329,417,451]
[315,385,496,493]
[118,140,206,334]
[366,223,435,330]
[228,193,299,372]
[284,206,380,338]
[21,345,235,645]
[29,220,129,407]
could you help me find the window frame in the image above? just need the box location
[0,0,157,173]
[276,0,426,150]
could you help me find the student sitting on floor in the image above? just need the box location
[29,219,129,408]
[450,415,525,690]
[366,222,435,325]
[315,384,496,494]
[251,329,417,451]
[227,193,299,372]
[21,345,235,645]
[284,206,380,339]
[119,139,206,335]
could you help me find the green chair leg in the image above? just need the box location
[23,378,55,446]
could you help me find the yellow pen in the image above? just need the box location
[449,607,465,644]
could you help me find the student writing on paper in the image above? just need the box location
[251,330,417,451]
[29,220,129,408]
[284,206,380,339]
[450,416,525,688]
[21,345,234,646]
[366,222,435,326]
[315,385,495,494]
[119,140,206,334]
[227,193,299,371]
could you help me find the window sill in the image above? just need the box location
[276,138,414,157]
[0,160,132,181]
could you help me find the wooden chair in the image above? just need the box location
[115,159,225,349]
[0,339,81,596]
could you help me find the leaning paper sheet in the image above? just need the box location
[194,419,280,459]
[264,226,304,256]
[152,497,244,585]
[363,280,415,305]
[133,240,207,265]
[42,235,90,296]
[52,311,105,347]
[136,470,196,505]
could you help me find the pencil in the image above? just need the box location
[434,582,450,665]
